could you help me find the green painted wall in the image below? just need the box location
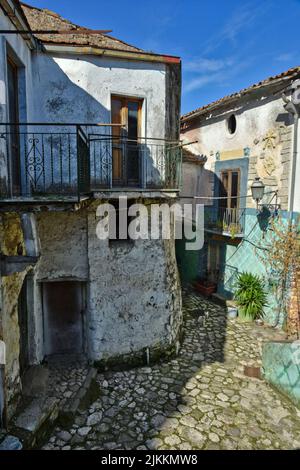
[262,341,300,408]
[175,237,200,283]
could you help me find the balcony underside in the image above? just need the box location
[205,228,244,239]
[0,189,180,212]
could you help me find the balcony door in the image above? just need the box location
[219,169,240,209]
[111,96,142,187]
[7,56,21,195]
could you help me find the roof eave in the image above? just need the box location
[1,0,37,49]
[181,72,298,124]
[43,43,181,64]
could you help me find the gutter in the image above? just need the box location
[43,44,181,65]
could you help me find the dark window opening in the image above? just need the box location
[227,114,237,135]
[109,200,136,244]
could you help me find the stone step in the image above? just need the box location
[22,365,49,398]
[58,367,99,428]
[10,396,59,449]
[0,434,23,450]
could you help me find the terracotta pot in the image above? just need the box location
[193,281,217,297]
[244,366,261,379]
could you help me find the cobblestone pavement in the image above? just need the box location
[44,290,300,450]
[46,356,89,409]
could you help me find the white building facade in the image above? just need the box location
[0,1,182,425]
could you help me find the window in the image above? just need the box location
[227,114,237,135]
[219,169,240,209]
[111,96,143,187]
[108,200,135,244]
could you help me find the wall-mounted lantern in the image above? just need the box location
[251,176,280,215]
[251,177,265,208]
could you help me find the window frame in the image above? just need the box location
[219,168,241,209]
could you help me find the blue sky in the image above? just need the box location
[24,0,300,114]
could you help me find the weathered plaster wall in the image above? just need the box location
[30,206,182,365]
[181,93,294,210]
[36,211,88,282]
[0,213,28,418]
[87,201,182,365]
[0,11,35,194]
[31,53,167,139]
[165,63,181,141]
[181,161,213,207]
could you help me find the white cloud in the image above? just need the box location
[275,52,295,62]
[185,57,234,73]
[184,72,224,93]
[183,58,253,94]
[202,1,271,55]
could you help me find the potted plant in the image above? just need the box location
[234,272,268,322]
[226,300,238,319]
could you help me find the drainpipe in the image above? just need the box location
[282,86,300,217]
[289,113,298,216]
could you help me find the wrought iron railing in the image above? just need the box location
[89,135,182,190]
[0,124,90,201]
[0,125,182,201]
[204,206,246,237]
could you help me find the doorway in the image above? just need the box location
[43,281,85,357]
[111,95,143,187]
[18,277,30,377]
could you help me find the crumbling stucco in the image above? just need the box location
[28,204,182,366]
[0,213,28,418]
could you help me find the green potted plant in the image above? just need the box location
[234,272,268,322]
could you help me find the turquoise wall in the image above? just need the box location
[205,209,298,326]
[262,342,300,409]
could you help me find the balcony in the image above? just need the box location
[204,206,246,238]
[0,124,182,204]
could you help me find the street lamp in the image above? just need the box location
[251,177,265,208]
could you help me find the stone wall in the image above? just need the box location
[246,125,293,209]
[0,213,28,419]
[87,200,182,366]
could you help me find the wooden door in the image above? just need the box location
[43,282,85,357]
[111,96,142,186]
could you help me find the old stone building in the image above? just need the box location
[0,0,182,428]
[180,67,300,325]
